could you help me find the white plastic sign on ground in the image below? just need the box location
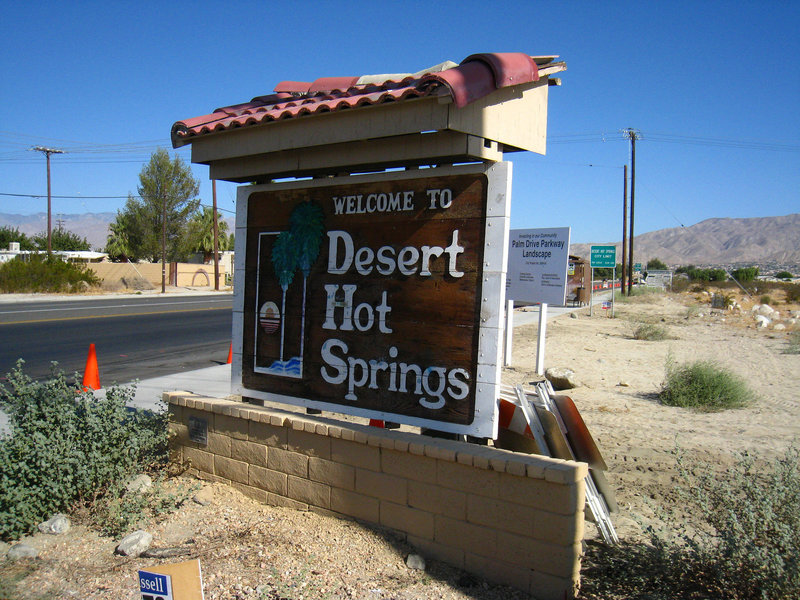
[506,227,571,305]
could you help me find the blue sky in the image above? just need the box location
[1,1,798,244]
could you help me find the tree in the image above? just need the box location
[106,149,200,263]
[0,227,35,251]
[731,266,759,282]
[33,226,90,252]
[647,258,668,271]
[184,207,230,262]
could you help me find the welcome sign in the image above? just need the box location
[233,163,510,438]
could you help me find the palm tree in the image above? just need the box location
[187,207,230,262]
[289,202,325,370]
[105,220,133,262]
[271,230,297,362]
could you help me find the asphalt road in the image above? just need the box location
[0,295,233,384]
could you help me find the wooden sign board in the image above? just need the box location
[232,163,511,438]
[138,559,203,600]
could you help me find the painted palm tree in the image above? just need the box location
[271,230,297,362]
[289,202,325,371]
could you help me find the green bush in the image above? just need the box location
[615,287,664,302]
[787,331,800,355]
[0,363,168,541]
[89,475,196,538]
[774,271,793,280]
[786,284,800,304]
[659,358,755,411]
[582,448,800,600]
[760,295,772,305]
[632,322,669,341]
[732,266,759,282]
[0,254,99,293]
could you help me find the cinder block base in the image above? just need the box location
[167,392,586,600]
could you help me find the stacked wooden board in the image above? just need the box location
[498,382,618,544]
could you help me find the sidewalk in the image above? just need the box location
[0,286,232,304]
[111,363,234,412]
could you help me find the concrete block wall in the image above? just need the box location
[167,392,587,600]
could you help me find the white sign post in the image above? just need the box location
[505,227,571,372]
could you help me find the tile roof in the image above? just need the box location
[171,53,558,148]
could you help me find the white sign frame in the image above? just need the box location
[231,162,511,439]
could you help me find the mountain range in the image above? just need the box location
[2,212,798,269]
[569,213,800,269]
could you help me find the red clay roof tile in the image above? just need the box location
[171,53,544,148]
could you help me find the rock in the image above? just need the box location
[7,544,39,560]
[545,367,578,390]
[756,304,776,317]
[617,381,630,387]
[774,323,786,331]
[38,513,70,535]
[406,553,426,570]
[569,312,577,319]
[125,474,153,495]
[754,315,771,328]
[115,530,153,557]
[121,275,154,290]
[193,487,214,506]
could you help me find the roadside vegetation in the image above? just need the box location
[630,321,669,341]
[659,357,755,411]
[0,225,91,253]
[104,149,233,263]
[0,254,99,293]
[787,331,800,355]
[0,363,178,542]
[582,447,800,600]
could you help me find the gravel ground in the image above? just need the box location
[0,481,529,600]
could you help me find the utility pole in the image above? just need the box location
[162,192,167,293]
[31,146,64,254]
[624,128,640,295]
[212,179,220,291]
[621,165,628,295]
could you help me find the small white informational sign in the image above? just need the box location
[506,227,571,305]
[139,570,174,600]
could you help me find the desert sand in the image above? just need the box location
[503,289,800,541]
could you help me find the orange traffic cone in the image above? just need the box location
[82,343,101,391]
[227,343,233,364]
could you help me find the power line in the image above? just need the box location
[0,192,134,199]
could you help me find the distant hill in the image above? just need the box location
[0,212,116,250]
[3,212,799,269]
[570,213,800,268]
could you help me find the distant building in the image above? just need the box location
[0,242,108,264]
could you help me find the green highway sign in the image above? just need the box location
[590,245,616,268]
[634,262,642,272]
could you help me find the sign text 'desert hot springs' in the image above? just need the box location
[238,166,509,436]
